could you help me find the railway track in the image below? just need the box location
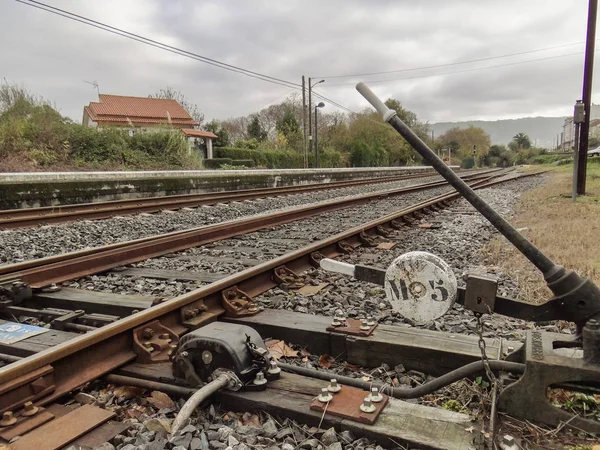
[0,169,497,288]
[0,169,491,230]
[0,173,564,450]
[0,170,545,449]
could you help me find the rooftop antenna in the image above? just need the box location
[84,80,100,98]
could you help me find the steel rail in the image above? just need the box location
[0,172,497,288]
[0,170,493,230]
[0,171,541,392]
[0,170,494,279]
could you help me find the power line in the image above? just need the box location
[321,51,591,87]
[15,0,301,90]
[316,40,595,79]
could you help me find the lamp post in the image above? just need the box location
[314,102,325,168]
[308,78,325,161]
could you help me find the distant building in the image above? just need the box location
[561,104,600,151]
[82,94,216,158]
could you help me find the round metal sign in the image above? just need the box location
[384,251,457,324]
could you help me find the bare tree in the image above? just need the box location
[149,86,204,126]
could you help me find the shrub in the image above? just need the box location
[204,158,232,169]
[349,141,389,167]
[231,159,255,167]
[214,147,345,169]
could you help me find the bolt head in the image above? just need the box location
[327,378,342,393]
[359,397,376,413]
[502,435,515,444]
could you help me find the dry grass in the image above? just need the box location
[483,164,600,304]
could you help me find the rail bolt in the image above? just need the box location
[0,411,16,427]
[267,360,281,375]
[142,328,154,339]
[369,387,383,403]
[253,371,267,386]
[359,397,376,413]
[22,401,38,417]
[360,319,370,331]
[327,379,341,393]
[317,388,333,403]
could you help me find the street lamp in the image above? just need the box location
[308,78,325,161]
[314,102,325,168]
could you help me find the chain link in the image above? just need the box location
[475,313,496,384]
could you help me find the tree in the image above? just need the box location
[204,120,230,147]
[276,107,302,151]
[149,86,204,126]
[438,126,491,160]
[384,98,430,140]
[512,132,531,150]
[246,114,267,142]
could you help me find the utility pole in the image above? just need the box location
[573,100,585,201]
[301,76,307,168]
[577,0,598,195]
[308,77,312,166]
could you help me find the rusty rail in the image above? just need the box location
[0,171,541,402]
[0,171,497,288]
[0,170,487,230]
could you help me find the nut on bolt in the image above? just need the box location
[330,317,342,327]
[369,387,383,403]
[360,319,370,331]
[21,401,38,417]
[141,328,154,339]
[366,316,376,326]
[0,411,16,427]
[317,387,333,403]
[327,378,341,393]
[253,371,267,386]
[359,397,376,413]
[267,360,281,375]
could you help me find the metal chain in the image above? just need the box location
[475,313,497,384]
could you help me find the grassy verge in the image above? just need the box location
[483,164,600,304]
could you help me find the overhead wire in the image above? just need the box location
[15,0,301,90]
[316,40,597,79]
[321,51,591,86]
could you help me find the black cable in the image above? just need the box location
[316,40,594,79]
[15,0,301,90]
[278,360,524,400]
[322,51,589,87]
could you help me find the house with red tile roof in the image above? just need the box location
[83,94,217,157]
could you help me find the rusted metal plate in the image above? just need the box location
[326,318,377,336]
[10,404,114,450]
[310,385,388,425]
[69,420,130,448]
[376,242,396,250]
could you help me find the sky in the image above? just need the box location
[1,0,598,124]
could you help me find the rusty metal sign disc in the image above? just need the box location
[384,251,457,324]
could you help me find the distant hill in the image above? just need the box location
[430,116,566,148]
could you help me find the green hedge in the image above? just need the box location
[204,158,232,169]
[214,147,345,169]
[231,159,255,167]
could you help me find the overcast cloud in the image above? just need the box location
[1,0,597,123]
